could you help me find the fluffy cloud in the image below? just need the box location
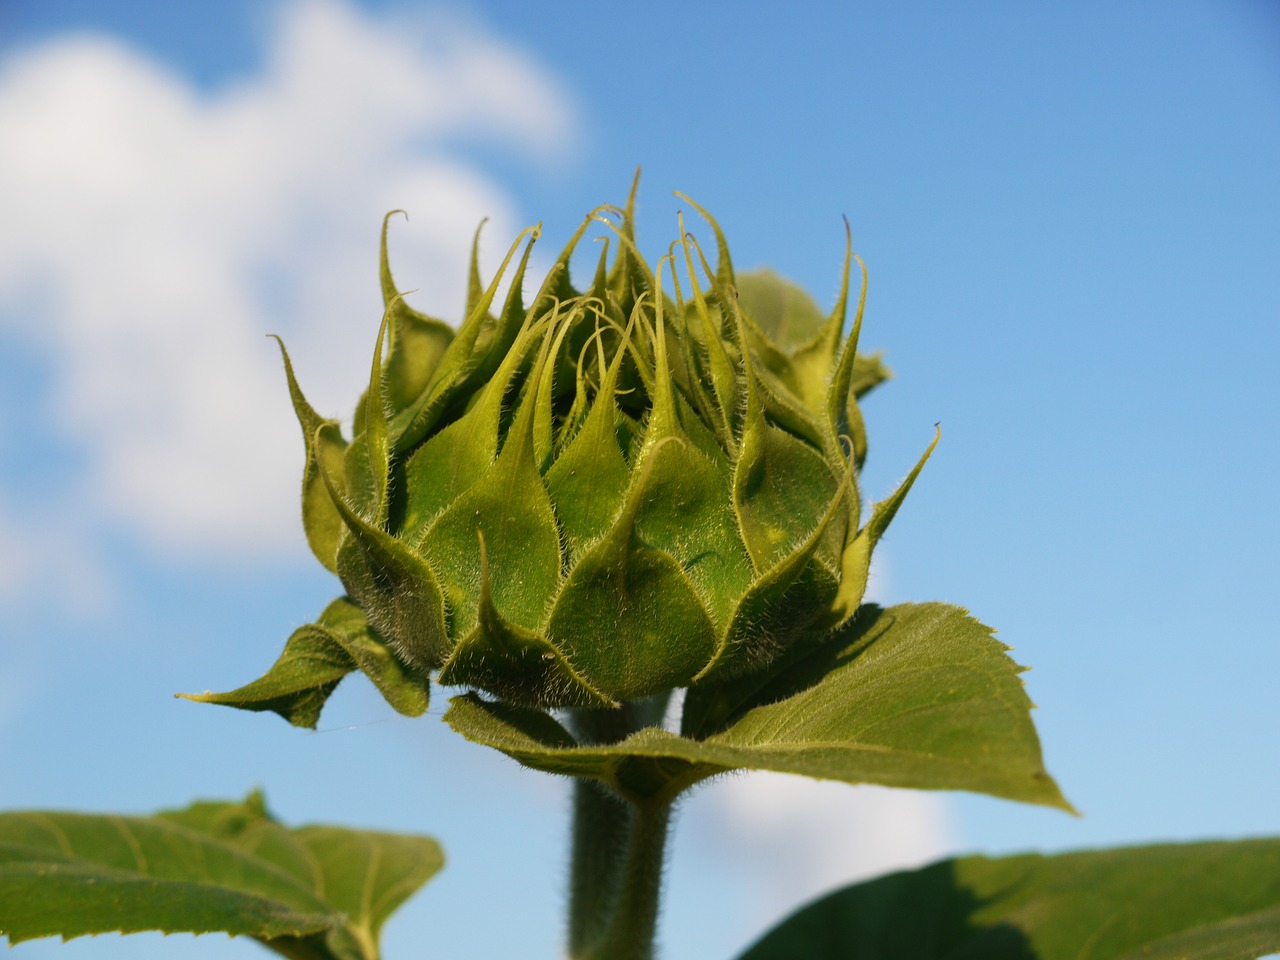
[0,10,954,948]
[0,492,113,611]
[0,0,575,560]
[702,772,955,941]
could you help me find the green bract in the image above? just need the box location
[193,185,934,724]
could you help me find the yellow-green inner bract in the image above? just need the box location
[278,192,932,710]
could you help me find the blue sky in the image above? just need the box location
[1,2,1278,958]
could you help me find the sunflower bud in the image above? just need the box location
[199,182,936,724]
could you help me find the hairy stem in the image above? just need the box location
[584,798,672,960]
[568,780,632,953]
[567,696,671,958]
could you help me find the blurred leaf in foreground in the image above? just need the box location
[0,791,443,960]
[737,837,1280,960]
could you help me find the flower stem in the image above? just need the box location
[568,779,631,954]
[566,698,671,959]
[584,798,672,960]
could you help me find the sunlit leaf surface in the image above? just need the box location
[0,792,442,960]
[737,838,1280,960]
[447,604,1069,810]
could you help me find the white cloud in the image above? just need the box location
[701,772,955,942]
[0,494,114,614]
[0,0,576,561]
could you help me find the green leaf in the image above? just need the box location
[447,222,548,420]
[547,539,718,703]
[398,310,546,540]
[735,838,1280,960]
[730,291,844,576]
[849,351,891,399]
[388,225,537,454]
[179,597,429,729]
[631,432,755,635]
[788,224,854,406]
[437,533,612,708]
[546,376,721,700]
[674,231,739,449]
[416,342,564,641]
[630,311,754,633]
[544,316,636,561]
[316,424,451,673]
[604,171,654,313]
[0,792,443,960]
[446,603,1069,810]
[273,337,346,575]
[735,268,827,353]
[360,312,392,526]
[826,428,938,630]
[733,416,840,572]
[379,211,455,415]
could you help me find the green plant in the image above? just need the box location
[3,180,1277,959]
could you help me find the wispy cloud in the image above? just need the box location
[701,772,955,944]
[0,493,114,614]
[0,0,575,565]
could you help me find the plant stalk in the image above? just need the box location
[567,697,672,959]
[584,798,672,960]
[568,779,632,954]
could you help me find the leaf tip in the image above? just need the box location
[1045,780,1082,817]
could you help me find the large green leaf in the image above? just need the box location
[445,603,1069,809]
[736,838,1280,960]
[0,792,442,960]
